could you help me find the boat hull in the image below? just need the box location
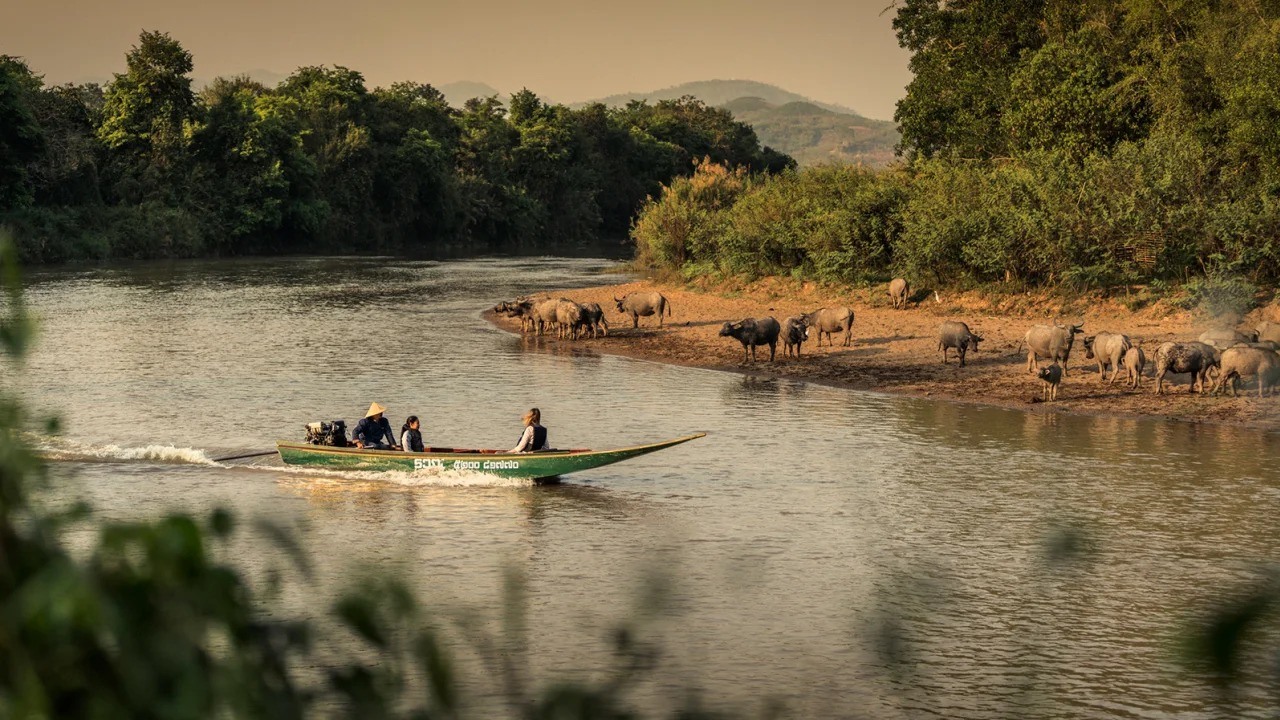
[275,433,705,481]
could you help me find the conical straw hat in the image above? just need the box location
[365,402,387,418]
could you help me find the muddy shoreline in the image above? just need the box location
[485,279,1280,432]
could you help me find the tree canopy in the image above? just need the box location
[0,32,794,263]
[633,0,1280,292]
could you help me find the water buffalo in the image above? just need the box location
[1124,346,1146,390]
[801,307,855,347]
[1025,323,1084,375]
[614,292,671,328]
[1154,341,1220,395]
[1256,321,1280,345]
[529,298,569,336]
[1199,328,1258,349]
[1082,332,1133,385]
[1239,340,1280,352]
[494,299,536,333]
[938,320,982,367]
[719,317,780,363]
[552,299,584,339]
[1212,346,1280,398]
[889,278,910,310]
[781,316,809,358]
[1037,364,1063,401]
[574,302,609,339]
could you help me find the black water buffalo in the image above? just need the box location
[494,299,536,333]
[1037,364,1063,401]
[781,316,809,358]
[574,302,609,339]
[719,317,781,363]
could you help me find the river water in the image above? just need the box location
[14,256,1280,718]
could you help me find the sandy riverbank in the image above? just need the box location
[485,278,1280,431]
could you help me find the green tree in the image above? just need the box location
[27,83,105,206]
[276,66,376,245]
[368,82,461,246]
[187,77,293,250]
[97,31,196,203]
[0,57,45,211]
[893,0,1047,159]
[1003,29,1150,161]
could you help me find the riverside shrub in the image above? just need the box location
[630,150,1280,294]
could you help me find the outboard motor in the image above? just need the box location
[304,420,349,446]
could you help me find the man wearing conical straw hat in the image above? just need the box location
[352,402,400,450]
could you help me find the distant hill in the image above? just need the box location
[584,79,862,116]
[582,80,898,166]
[720,97,898,167]
[438,81,503,107]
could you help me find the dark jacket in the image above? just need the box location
[513,424,548,452]
[353,416,395,447]
[401,427,425,453]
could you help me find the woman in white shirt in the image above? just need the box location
[509,408,548,453]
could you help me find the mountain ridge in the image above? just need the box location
[578,78,869,118]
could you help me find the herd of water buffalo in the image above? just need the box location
[494,281,1280,401]
[493,292,672,340]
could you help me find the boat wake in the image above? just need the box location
[34,437,533,488]
[35,437,220,466]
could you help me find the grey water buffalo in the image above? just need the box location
[1154,341,1221,395]
[781,316,809,358]
[801,307,855,347]
[575,302,609,339]
[614,292,671,328]
[1025,323,1084,375]
[719,317,781,363]
[1241,340,1280,352]
[529,298,573,336]
[1212,346,1280,398]
[1124,346,1146,389]
[889,278,910,310]
[1037,364,1063,401]
[1199,328,1259,349]
[1082,332,1133,385]
[938,321,982,367]
[1256,321,1280,344]
[552,299,583,339]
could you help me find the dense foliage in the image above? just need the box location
[635,0,1280,292]
[0,32,793,264]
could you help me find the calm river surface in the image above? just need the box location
[15,256,1280,718]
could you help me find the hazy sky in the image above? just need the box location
[3,0,914,120]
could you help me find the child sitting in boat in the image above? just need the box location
[509,408,549,453]
[401,416,425,453]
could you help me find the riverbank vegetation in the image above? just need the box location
[633,0,1280,303]
[0,33,792,264]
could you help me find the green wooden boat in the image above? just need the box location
[275,433,706,481]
